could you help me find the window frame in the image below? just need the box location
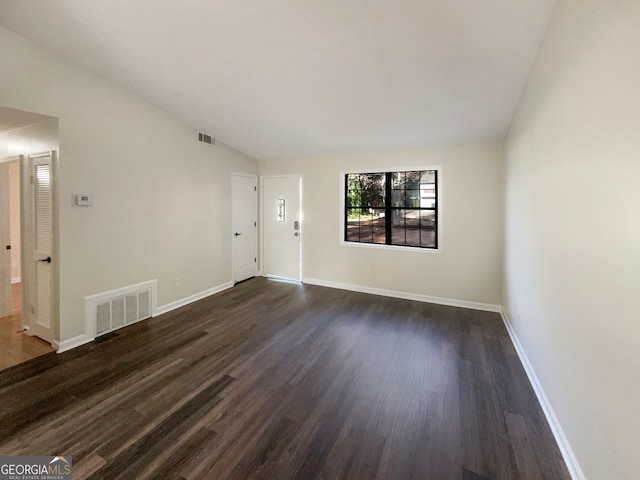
[340,166,442,252]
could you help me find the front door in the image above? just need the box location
[262,175,302,281]
[232,173,258,283]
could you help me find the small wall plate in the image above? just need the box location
[74,194,92,206]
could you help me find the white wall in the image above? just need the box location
[261,143,503,308]
[504,1,640,479]
[0,27,258,343]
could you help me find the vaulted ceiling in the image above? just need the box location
[0,0,556,160]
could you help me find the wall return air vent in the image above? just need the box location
[198,132,216,146]
[85,280,158,338]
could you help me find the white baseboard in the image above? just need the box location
[57,281,235,355]
[156,281,234,316]
[500,311,585,480]
[302,277,502,313]
[11,277,21,284]
[54,334,93,354]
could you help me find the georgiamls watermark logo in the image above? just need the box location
[0,456,72,480]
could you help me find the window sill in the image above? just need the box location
[339,241,440,253]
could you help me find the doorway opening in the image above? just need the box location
[0,106,59,370]
[0,159,53,369]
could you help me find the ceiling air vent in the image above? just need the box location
[198,132,216,146]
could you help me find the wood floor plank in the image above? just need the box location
[147,426,218,480]
[86,375,233,480]
[505,412,544,480]
[0,283,54,371]
[0,278,571,480]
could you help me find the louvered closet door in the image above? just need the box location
[29,153,54,342]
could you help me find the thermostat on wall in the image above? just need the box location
[74,194,93,206]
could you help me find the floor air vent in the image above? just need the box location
[85,280,157,338]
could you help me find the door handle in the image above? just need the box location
[234,232,242,236]
[39,256,52,263]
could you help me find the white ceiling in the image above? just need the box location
[0,0,556,160]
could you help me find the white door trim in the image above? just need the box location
[0,161,11,318]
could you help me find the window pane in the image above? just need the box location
[391,171,405,190]
[359,173,385,208]
[391,209,428,247]
[359,214,374,243]
[404,171,422,190]
[420,210,436,229]
[422,170,436,184]
[392,171,424,208]
[406,189,421,208]
[346,208,386,244]
[347,173,385,208]
[404,209,420,229]
[420,210,436,248]
[420,227,436,248]
[391,188,405,207]
[420,170,437,208]
[346,174,361,208]
[404,209,421,247]
[391,209,406,245]
[420,189,436,208]
[346,208,361,242]
[371,209,386,244]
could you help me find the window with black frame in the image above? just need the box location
[345,170,438,249]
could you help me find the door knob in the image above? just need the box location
[234,232,242,236]
[39,256,52,263]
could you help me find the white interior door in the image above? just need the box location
[262,175,302,281]
[27,152,54,342]
[232,173,258,283]
[0,162,10,318]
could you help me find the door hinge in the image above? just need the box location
[254,222,257,227]
[254,186,257,191]
[254,257,257,262]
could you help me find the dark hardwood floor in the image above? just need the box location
[0,278,570,480]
